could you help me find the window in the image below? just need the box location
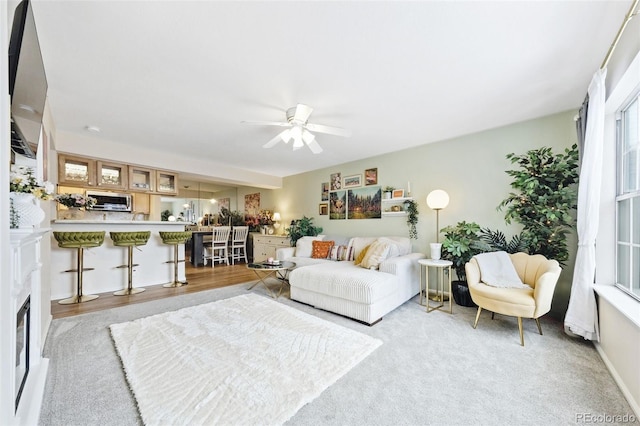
[617,94,640,300]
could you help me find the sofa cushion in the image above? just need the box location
[289,261,399,304]
[286,256,332,268]
[360,240,390,270]
[312,240,334,259]
[295,236,323,257]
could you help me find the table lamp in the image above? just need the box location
[272,212,281,232]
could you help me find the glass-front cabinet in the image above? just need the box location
[128,166,155,192]
[96,160,128,190]
[156,170,178,195]
[58,154,96,187]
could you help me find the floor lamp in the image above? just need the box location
[426,189,449,253]
[426,189,450,301]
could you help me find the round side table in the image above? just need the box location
[418,259,453,314]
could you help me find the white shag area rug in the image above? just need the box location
[109,293,382,425]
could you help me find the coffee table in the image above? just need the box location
[247,261,296,299]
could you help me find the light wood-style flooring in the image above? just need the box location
[51,261,257,319]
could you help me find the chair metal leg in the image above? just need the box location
[473,306,482,329]
[535,318,543,335]
[491,312,495,320]
[518,317,524,346]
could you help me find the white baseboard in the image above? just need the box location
[594,342,640,418]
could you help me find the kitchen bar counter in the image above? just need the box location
[52,220,181,225]
[50,221,187,300]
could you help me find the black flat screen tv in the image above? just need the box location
[9,0,47,159]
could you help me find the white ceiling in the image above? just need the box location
[30,0,630,184]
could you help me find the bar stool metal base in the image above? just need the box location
[163,281,188,288]
[113,287,146,295]
[159,232,191,288]
[58,294,99,305]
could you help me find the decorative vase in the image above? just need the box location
[261,226,267,235]
[430,243,442,260]
[10,192,45,228]
[64,207,85,220]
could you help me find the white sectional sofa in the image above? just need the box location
[277,235,425,325]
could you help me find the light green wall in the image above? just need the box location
[272,110,578,318]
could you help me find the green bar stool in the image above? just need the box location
[110,231,151,296]
[53,231,105,305]
[159,231,192,288]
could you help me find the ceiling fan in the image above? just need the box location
[242,104,351,154]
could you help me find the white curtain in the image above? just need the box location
[564,68,607,341]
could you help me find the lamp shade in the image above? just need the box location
[426,189,450,210]
[272,212,281,221]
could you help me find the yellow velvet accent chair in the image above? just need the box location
[465,252,561,346]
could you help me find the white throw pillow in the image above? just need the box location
[295,236,323,258]
[376,237,400,258]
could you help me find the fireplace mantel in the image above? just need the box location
[2,229,50,425]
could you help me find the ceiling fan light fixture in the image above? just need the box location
[292,136,304,149]
[280,129,291,143]
[248,103,350,154]
[290,125,302,141]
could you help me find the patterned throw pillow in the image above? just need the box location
[311,240,334,259]
[354,244,371,265]
[329,245,350,261]
[360,240,391,270]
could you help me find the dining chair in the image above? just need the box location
[203,226,231,267]
[229,226,249,265]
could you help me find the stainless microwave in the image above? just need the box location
[85,191,132,212]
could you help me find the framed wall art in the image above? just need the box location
[321,182,329,201]
[329,190,346,220]
[330,172,342,191]
[343,174,362,188]
[364,168,377,186]
[347,186,381,219]
[319,203,328,215]
[244,192,260,214]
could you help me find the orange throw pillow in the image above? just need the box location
[311,240,334,259]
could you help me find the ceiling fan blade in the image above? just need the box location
[306,123,352,137]
[242,120,291,127]
[293,104,313,123]
[263,130,289,148]
[306,139,323,154]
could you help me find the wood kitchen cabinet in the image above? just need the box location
[128,166,155,192]
[58,154,96,187]
[132,192,151,215]
[155,170,178,195]
[252,235,290,262]
[96,160,128,190]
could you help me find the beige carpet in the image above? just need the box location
[109,293,382,425]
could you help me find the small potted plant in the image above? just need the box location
[382,186,395,200]
[403,199,418,239]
